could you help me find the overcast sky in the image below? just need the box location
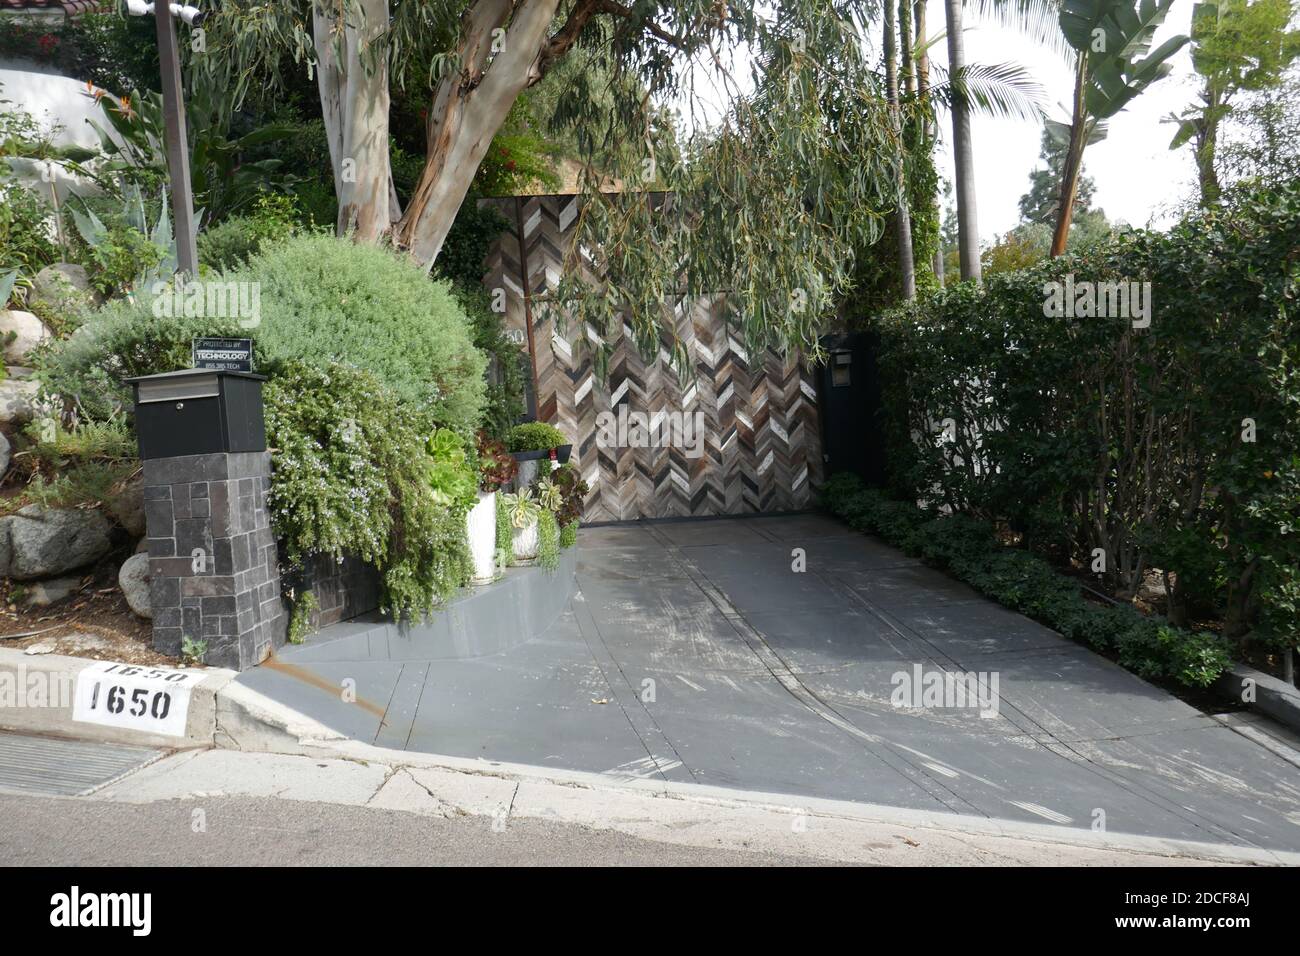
[930,0,1201,239]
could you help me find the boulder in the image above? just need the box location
[0,310,51,364]
[25,576,81,606]
[0,516,10,578]
[106,476,145,536]
[0,377,40,425]
[0,431,9,475]
[30,262,96,316]
[118,551,151,618]
[7,504,112,580]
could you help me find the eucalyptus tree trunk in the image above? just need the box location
[393,0,564,269]
[885,0,916,300]
[944,0,981,282]
[313,0,400,241]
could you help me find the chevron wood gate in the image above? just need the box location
[480,194,823,523]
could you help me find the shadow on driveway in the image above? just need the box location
[239,514,1300,851]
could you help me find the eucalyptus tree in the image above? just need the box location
[1050,0,1188,255]
[1166,0,1300,206]
[201,1,902,356]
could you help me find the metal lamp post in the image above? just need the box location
[126,0,205,277]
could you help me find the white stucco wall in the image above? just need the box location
[0,56,127,201]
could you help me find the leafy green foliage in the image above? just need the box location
[287,590,319,645]
[820,474,1233,687]
[67,191,171,298]
[537,508,560,572]
[874,180,1300,652]
[230,235,486,430]
[42,234,488,431]
[86,86,301,224]
[264,361,471,618]
[0,14,159,97]
[458,284,527,441]
[508,422,568,453]
[6,418,138,515]
[427,428,478,511]
[197,194,303,272]
[494,490,514,568]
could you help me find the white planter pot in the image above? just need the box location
[466,491,497,584]
[511,517,540,562]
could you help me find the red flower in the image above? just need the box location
[505,160,517,172]
[36,34,59,55]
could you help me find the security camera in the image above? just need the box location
[171,4,205,25]
[124,0,204,24]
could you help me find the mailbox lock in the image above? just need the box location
[176,402,185,410]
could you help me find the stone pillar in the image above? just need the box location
[142,451,285,670]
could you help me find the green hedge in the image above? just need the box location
[819,474,1232,688]
[873,181,1300,656]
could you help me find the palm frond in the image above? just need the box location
[928,60,1049,122]
[970,0,1074,60]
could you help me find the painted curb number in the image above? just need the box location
[73,661,204,738]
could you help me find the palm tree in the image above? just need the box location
[939,0,1068,281]
[887,0,918,299]
[944,0,982,282]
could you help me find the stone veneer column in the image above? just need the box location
[142,451,285,670]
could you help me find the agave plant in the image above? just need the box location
[67,183,177,293]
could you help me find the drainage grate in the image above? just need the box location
[0,732,161,796]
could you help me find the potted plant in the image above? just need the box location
[469,433,517,583]
[499,489,543,562]
[427,429,488,582]
[550,463,589,547]
[508,421,571,488]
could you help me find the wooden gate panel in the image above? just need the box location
[480,196,822,523]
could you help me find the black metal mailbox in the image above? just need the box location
[126,368,267,460]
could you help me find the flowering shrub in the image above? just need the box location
[264,361,471,618]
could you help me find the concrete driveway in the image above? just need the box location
[240,514,1300,851]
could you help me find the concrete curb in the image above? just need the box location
[1215,663,1300,735]
[202,675,1300,867]
[0,647,232,749]
[7,646,1300,866]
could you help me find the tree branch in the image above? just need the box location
[595,0,688,50]
[538,0,603,76]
